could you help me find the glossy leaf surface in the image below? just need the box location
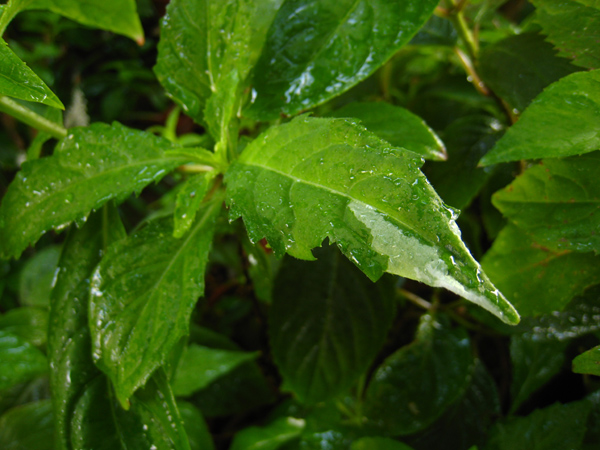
[530,0,600,69]
[425,115,501,209]
[27,0,143,43]
[0,400,55,450]
[18,245,60,307]
[482,225,600,316]
[0,329,47,390]
[48,206,125,450]
[172,344,259,397]
[71,373,191,450]
[484,401,591,450]
[178,402,215,450]
[573,346,600,376]
[0,122,191,260]
[245,0,439,119]
[226,116,519,324]
[270,246,395,404]
[493,153,600,253]
[155,0,283,123]
[0,38,63,109]
[478,32,579,112]
[480,70,600,166]
[49,207,190,450]
[174,172,216,238]
[364,314,473,435]
[519,286,600,341]
[328,102,446,161]
[510,336,567,413]
[0,307,48,347]
[230,417,305,450]
[404,361,500,450]
[90,199,221,406]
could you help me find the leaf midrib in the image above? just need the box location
[238,158,432,248]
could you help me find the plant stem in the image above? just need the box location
[450,10,479,61]
[0,96,67,139]
[398,288,433,311]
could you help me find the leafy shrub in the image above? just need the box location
[1,0,600,449]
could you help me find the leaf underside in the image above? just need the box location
[226,116,519,324]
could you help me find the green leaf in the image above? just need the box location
[0,307,48,347]
[364,314,473,435]
[351,437,415,450]
[49,206,191,450]
[269,245,395,404]
[425,115,501,210]
[226,116,519,324]
[245,0,439,120]
[519,285,600,341]
[0,38,63,109]
[409,14,457,47]
[18,245,60,307]
[404,361,500,450]
[328,102,447,161]
[241,235,280,304]
[26,0,144,43]
[172,344,259,397]
[90,198,222,407]
[573,345,600,376]
[174,172,217,238]
[71,372,191,450]
[154,0,283,123]
[188,332,276,418]
[0,122,192,260]
[530,0,600,69]
[480,70,600,166]
[478,32,580,112]
[0,329,47,391]
[48,205,125,450]
[492,153,600,253]
[481,225,600,316]
[0,400,55,450]
[230,417,306,450]
[510,336,567,413]
[483,401,591,450]
[177,402,215,450]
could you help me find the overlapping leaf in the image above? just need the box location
[328,102,447,161]
[155,0,283,124]
[483,401,591,450]
[172,344,259,397]
[49,207,191,450]
[510,337,567,413]
[0,307,48,347]
[482,225,600,316]
[0,329,47,390]
[493,153,600,253]
[226,116,519,324]
[404,362,500,450]
[0,122,192,260]
[480,70,600,165]
[573,346,600,376]
[0,38,63,109]
[478,32,579,112]
[269,246,395,404]
[230,417,305,450]
[25,0,143,43]
[174,172,217,238]
[245,0,439,119]
[364,314,473,435]
[90,198,221,407]
[530,0,600,69]
[0,400,55,450]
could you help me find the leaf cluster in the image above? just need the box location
[1,0,600,449]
